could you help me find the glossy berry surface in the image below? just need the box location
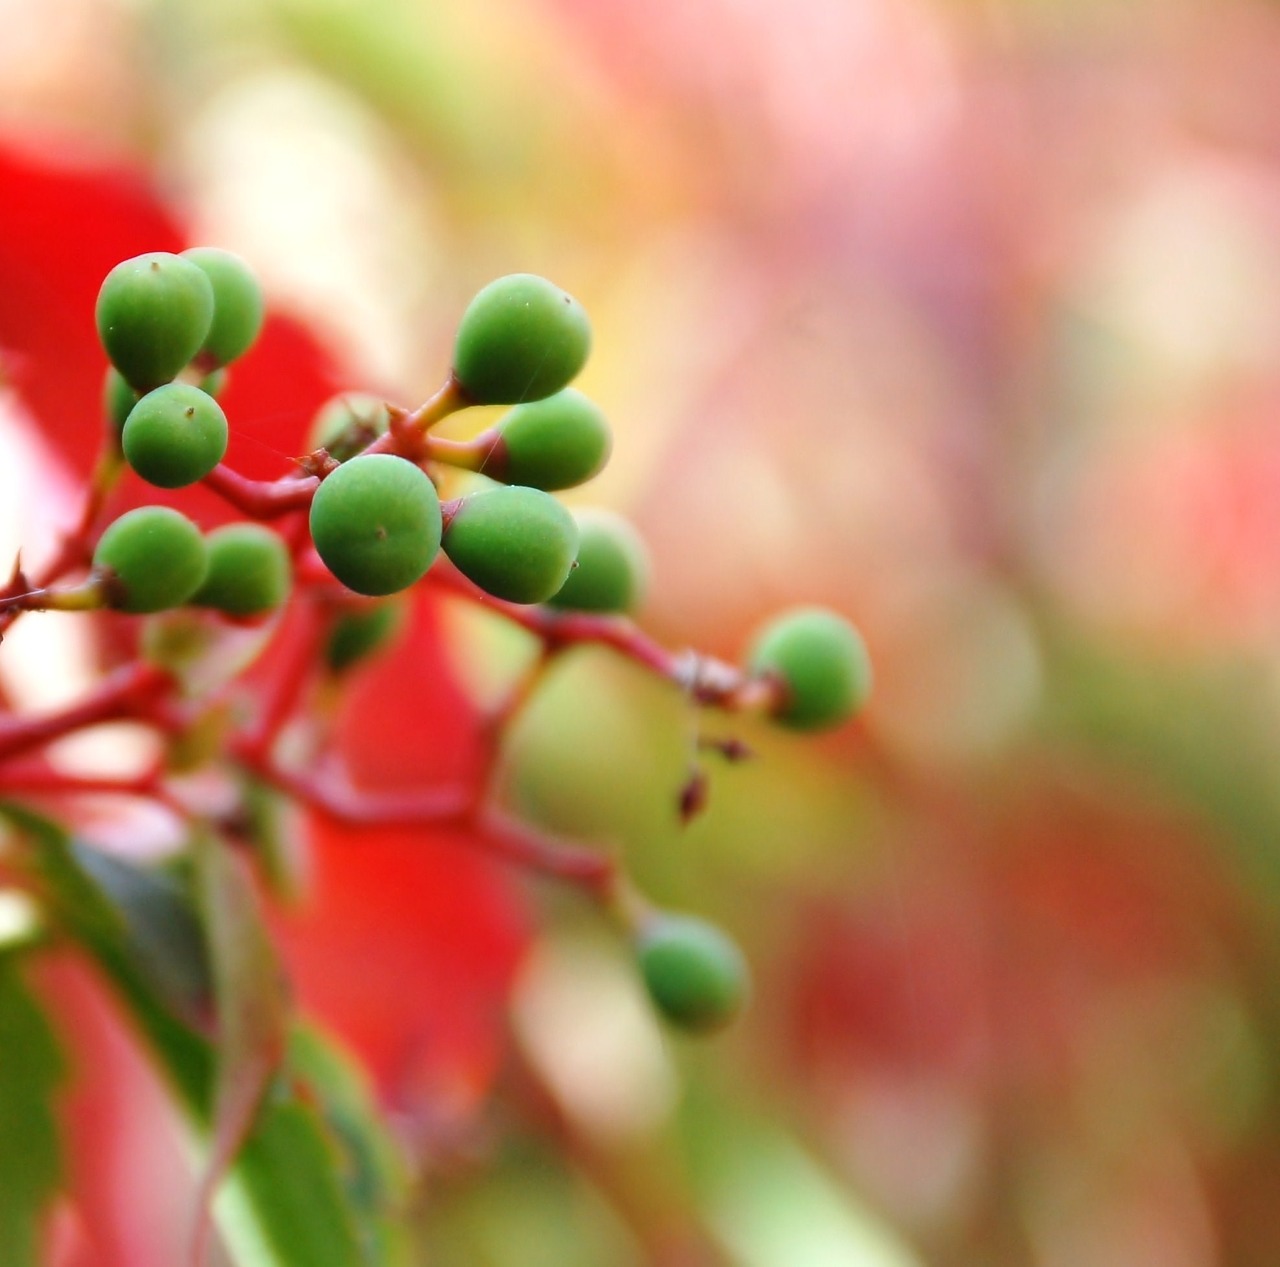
[121,383,228,489]
[323,598,406,673]
[442,485,578,604]
[181,247,265,368]
[747,607,871,730]
[93,507,209,614]
[191,524,291,617]
[95,252,214,391]
[309,454,442,597]
[452,274,591,405]
[308,393,390,464]
[636,913,750,1032]
[490,389,612,491]
[546,509,648,614]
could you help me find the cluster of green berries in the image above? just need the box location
[86,252,874,1034]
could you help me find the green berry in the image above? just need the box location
[307,393,390,464]
[102,368,138,437]
[747,607,871,731]
[309,454,442,597]
[490,389,612,491]
[442,485,578,604]
[636,913,749,1032]
[323,598,406,673]
[452,274,592,405]
[546,509,648,614]
[121,383,228,489]
[181,247,265,368]
[191,524,291,617]
[95,252,214,391]
[200,367,229,398]
[94,507,209,614]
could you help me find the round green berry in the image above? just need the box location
[323,598,406,673]
[121,383,228,489]
[442,485,578,604]
[191,524,291,617]
[94,507,209,614]
[309,454,442,597]
[95,252,214,391]
[102,368,138,437]
[181,247,265,368]
[546,509,648,614]
[489,389,612,491]
[747,607,871,731]
[307,393,390,464]
[636,913,749,1032]
[452,274,592,405]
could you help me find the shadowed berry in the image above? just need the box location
[747,607,871,730]
[94,507,209,614]
[489,389,612,490]
[453,274,591,405]
[121,383,228,489]
[192,524,291,617]
[636,913,750,1032]
[323,598,406,673]
[309,454,442,597]
[181,247,265,368]
[442,485,578,604]
[95,252,214,391]
[307,393,391,464]
[546,509,648,614]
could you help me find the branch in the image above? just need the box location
[0,661,174,762]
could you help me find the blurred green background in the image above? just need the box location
[7,0,1280,1263]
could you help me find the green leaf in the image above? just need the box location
[287,1023,412,1265]
[0,953,66,1265]
[191,832,290,1265]
[0,804,371,1266]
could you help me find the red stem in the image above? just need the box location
[236,745,616,897]
[201,464,319,519]
[0,662,174,762]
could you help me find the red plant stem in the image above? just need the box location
[201,464,319,518]
[0,760,161,799]
[239,599,326,760]
[0,662,174,762]
[426,564,772,709]
[237,745,617,897]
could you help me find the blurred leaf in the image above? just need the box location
[191,832,290,1266]
[288,1023,413,1265]
[0,953,65,1266]
[1038,640,1280,892]
[0,804,373,1267]
[678,1096,924,1267]
[73,841,213,1029]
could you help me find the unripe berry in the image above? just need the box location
[323,598,406,673]
[309,454,442,597]
[94,507,209,614]
[489,389,612,491]
[546,509,648,614]
[307,393,390,464]
[102,368,138,437]
[442,485,578,604]
[747,607,871,731]
[452,274,591,405]
[635,913,750,1032]
[181,247,265,368]
[191,524,291,617]
[121,383,228,489]
[95,252,214,391]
